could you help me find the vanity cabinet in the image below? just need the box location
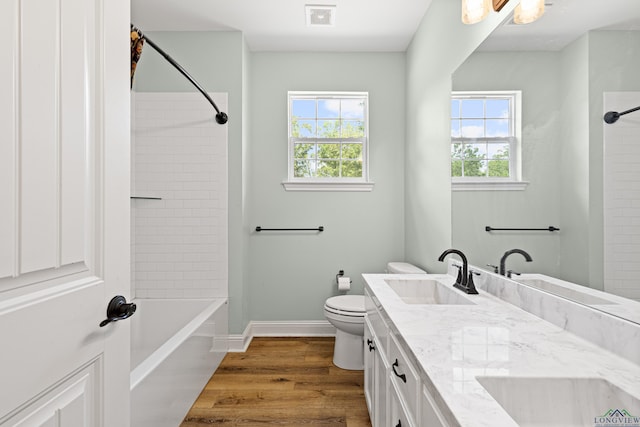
[364,321,375,413]
[389,334,420,419]
[389,378,415,427]
[364,317,389,427]
[364,288,449,427]
[421,384,448,426]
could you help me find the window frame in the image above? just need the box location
[451,91,527,191]
[283,91,373,192]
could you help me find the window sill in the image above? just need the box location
[452,180,529,191]
[282,181,375,192]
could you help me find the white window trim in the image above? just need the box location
[282,181,374,192]
[282,91,374,192]
[451,91,526,191]
[452,180,529,191]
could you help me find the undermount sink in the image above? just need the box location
[517,278,617,305]
[384,278,475,305]
[477,376,640,427]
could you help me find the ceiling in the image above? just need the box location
[131,0,640,52]
[130,0,434,52]
[480,0,640,51]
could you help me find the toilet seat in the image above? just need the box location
[324,295,365,317]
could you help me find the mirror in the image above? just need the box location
[451,0,640,323]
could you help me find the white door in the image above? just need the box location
[0,0,131,425]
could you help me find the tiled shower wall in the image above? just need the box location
[604,91,640,302]
[131,92,228,299]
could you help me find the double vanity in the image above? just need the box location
[362,262,640,426]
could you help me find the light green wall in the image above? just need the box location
[130,23,640,333]
[238,38,252,333]
[133,34,406,331]
[558,35,590,286]
[452,51,562,275]
[556,30,640,289]
[404,0,518,272]
[247,52,406,322]
[559,31,640,289]
[133,31,249,333]
[587,31,640,289]
[449,31,640,287]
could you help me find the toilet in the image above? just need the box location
[386,261,427,275]
[324,262,426,370]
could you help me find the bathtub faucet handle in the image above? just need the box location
[99,295,137,327]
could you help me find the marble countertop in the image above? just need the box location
[363,273,640,427]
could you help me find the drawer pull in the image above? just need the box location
[367,338,375,352]
[392,359,407,383]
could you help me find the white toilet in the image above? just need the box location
[324,262,426,370]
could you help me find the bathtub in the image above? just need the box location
[130,298,228,427]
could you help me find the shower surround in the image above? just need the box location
[131,92,228,299]
[130,92,230,425]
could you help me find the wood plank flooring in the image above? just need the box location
[180,337,372,427]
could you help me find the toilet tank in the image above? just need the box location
[386,262,426,274]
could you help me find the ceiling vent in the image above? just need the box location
[305,5,336,27]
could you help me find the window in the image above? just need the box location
[451,91,526,191]
[284,92,373,191]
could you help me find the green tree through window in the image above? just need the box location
[451,92,517,181]
[289,93,368,180]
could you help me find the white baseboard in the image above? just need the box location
[227,320,335,352]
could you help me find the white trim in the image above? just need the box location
[452,180,529,191]
[227,320,336,352]
[252,320,335,336]
[282,180,374,192]
[227,322,253,353]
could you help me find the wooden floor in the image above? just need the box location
[180,337,372,427]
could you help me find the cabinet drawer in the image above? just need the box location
[365,289,389,355]
[389,334,420,420]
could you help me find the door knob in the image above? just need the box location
[99,295,136,327]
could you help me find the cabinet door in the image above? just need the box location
[389,334,420,420]
[421,385,447,427]
[374,342,389,427]
[389,378,415,427]
[364,320,376,418]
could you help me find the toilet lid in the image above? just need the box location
[325,295,365,313]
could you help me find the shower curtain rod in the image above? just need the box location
[134,25,228,125]
[603,105,640,124]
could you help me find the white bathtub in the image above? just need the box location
[130,298,228,427]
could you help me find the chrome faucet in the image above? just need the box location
[499,249,533,276]
[438,249,478,294]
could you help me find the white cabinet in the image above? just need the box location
[365,288,450,427]
[374,336,390,427]
[365,317,389,427]
[389,334,421,420]
[421,384,448,427]
[364,319,376,413]
[390,378,415,427]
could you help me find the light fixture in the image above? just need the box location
[513,0,545,24]
[492,0,510,12]
[461,0,491,24]
[305,5,336,27]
